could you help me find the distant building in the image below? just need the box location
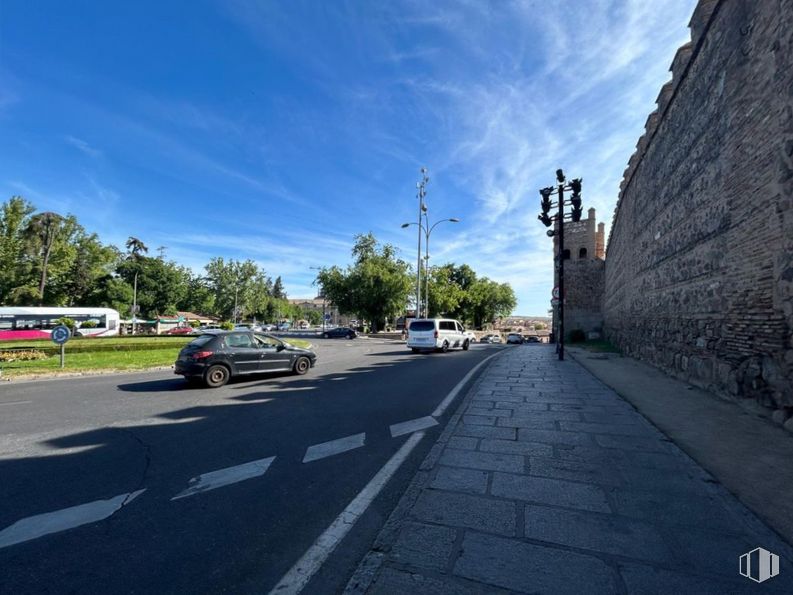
[287,296,351,326]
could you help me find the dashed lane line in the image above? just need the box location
[269,431,426,594]
[171,456,276,501]
[389,415,438,438]
[303,433,366,463]
[0,490,146,549]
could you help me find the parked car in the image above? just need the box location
[166,326,196,335]
[262,324,277,332]
[323,326,357,339]
[174,331,317,388]
[506,333,524,344]
[524,335,541,343]
[277,322,291,331]
[407,318,470,353]
[480,334,502,344]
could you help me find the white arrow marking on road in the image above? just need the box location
[0,489,145,549]
[303,433,366,463]
[389,415,438,437]
[171,456,276,500]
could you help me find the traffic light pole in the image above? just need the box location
[557,182,565,361]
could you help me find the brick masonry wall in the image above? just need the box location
[604,0,793,409]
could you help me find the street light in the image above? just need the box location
[410,167,429,318]
[401,216,460,318]
[309,266,327,332]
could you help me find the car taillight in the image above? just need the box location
[191,350,213,360]
[434,330,438,338]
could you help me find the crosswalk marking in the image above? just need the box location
[171,456,276,500]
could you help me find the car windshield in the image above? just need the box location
[409,321,434,331]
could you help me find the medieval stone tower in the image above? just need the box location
[552,207,606,339]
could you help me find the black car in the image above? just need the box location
[322,326,357,339]
[174,331,317,387]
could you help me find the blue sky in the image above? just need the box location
[0,0,696,315]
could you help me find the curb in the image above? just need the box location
[0,365,175,383]
[343,348,509,594]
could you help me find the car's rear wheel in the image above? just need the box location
[411,348,420,353]
[204,364,230,388]
[463,340,470,351]
[293,356,311,375]
[440,341,449,353]
[347,332,354,339]
[323,333,330,338]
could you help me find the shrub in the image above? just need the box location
[569,329,586,343]
[190,320,201,328]
[220,321,234,330]
[0,349,49,362]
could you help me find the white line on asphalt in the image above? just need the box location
[0,489,145,549]
[389,415,438,438]
[303,433,366,463]
[171,456,276,500]
[269,431,425,594]
[431,351,501,418]
[0,400,32,406]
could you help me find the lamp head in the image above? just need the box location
[449,218,460,223]
[401,223,411,228]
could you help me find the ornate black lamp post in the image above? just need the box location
[537,169,583,361]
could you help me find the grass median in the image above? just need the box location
[0,336,312,377]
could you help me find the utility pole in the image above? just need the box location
[537,169,583,361]
[415,168,429,318]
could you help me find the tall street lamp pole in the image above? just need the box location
[309,266,327,332]
[402,216,460,318]
[415,168,429,318]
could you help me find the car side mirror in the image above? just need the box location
[276,344,285,351]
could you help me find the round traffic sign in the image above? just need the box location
[552,286,560,299]
[51,325,72,345]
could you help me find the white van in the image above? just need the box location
[407,318,470,353]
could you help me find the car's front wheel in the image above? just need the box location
[204,364,230,388]
[293,356,311,375]
[463,340,470,351]
[440,341,449,353]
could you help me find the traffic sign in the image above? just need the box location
[324,313,331,320]
[51,325,71,345]
[552,286,560,299]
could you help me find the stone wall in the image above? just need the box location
[604,0,793,410]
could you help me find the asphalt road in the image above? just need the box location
[0,338,504,594]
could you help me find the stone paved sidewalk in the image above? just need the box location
[350,345,793,594]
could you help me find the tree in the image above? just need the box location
[467,278,517,329]
[317,233,412,332]
[426,264,466,317]
[272,276,286,300]
[26,212,66,304]
[0,196,35,304]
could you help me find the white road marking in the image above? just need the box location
[431,351,501,418]
[389,415,438,438]
[0,490,145,549]
[269,431,425,594]
[0,400,32,406]
[303,433,366,463]
[171,456,276,500]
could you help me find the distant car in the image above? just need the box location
[233,324,251,331]
[506,333,524,344]
[480,334,502,344]
[464,330,477,344]
[174,331,317,388]
[323,326,357,339]
[277,323,291,331]
[262,324,277,332]
[491,335,503,343]
[166,326,196,335]
[524,335,541,343]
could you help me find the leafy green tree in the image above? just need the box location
[317,233,413,332]
[272,276,287,300]
[0,196,35,304]
[467,278,517,328]
[117,255,191,318]
[426,264,466,317]
[25,212,70,304]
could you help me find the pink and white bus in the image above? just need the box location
[0,307,121,341]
